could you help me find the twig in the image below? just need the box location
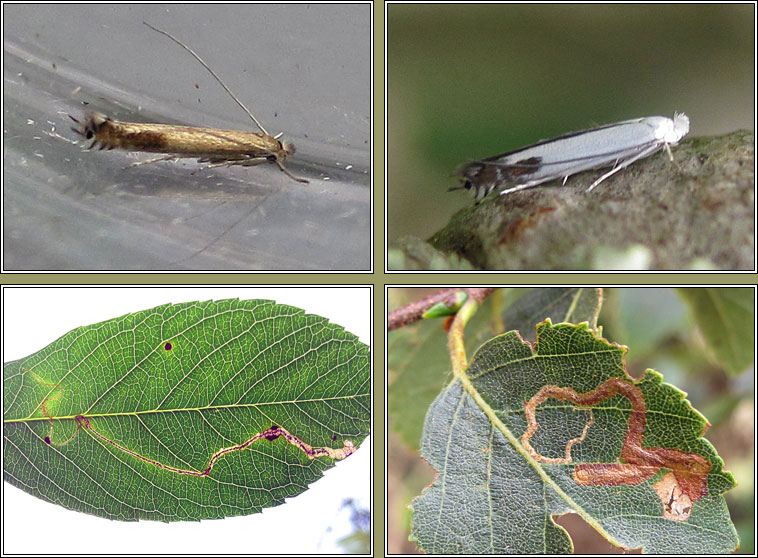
[387,288,497,331]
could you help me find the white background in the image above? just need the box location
[2,286,372,554]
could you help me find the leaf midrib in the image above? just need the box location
[454,357,625,549]
[3,393,362,423]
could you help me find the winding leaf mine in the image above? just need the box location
[75,417,355,473]
[28,363,356,474]
[522,377,711,521]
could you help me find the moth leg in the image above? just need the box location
[663,141,687,174]
[663,142,675,162]
[201,156,269,169]
[220,156,309,184]
[498,180,546,196]
[228,156,269,167]
[124,155,178,168]
[586,144,661,192]
[275,161,309,184]
[224,157,307,185]
[201,156,308,184]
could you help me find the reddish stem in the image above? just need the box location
[387,288,497,331]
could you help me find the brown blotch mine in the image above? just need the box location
[521,377,711,520]
[654,472,693,522]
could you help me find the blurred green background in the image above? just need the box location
[387,4,754,244]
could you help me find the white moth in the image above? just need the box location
[454,112,690,201]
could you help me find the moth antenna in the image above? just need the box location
[143,22,270,136]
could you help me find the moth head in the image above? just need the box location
[280,138,296,159]
[451,162,492,201]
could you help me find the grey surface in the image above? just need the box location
[3,4,371,270]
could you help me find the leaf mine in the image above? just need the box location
[25,367,356,476]
[522,377,712,519]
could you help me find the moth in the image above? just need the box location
[453,113,690,201]
[70,22,308,184]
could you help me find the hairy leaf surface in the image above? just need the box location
[390,288,601,449]
[4,299,370,522]
[410,320,737,553]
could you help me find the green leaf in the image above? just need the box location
[388,319,453,449]
[3,299,370,522]
[389,288,602,449]
[501,287,602,342]
[422,290,468,318]
[410,320,738,553]
[677,287,755,374]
